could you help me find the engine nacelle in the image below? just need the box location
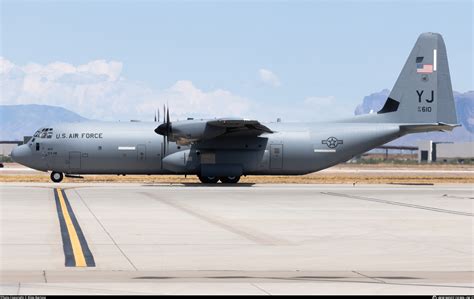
[156,120,226,145]
[170,121,225,144]
[162,149,196,173]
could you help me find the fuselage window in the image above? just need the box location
[36,143,40,151]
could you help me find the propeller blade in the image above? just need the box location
[154,104,171,156]
[163,105,166,124]
[163,104,167,155]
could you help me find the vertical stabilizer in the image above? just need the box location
[378,32,457,125]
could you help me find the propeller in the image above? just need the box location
[154,104,171,155]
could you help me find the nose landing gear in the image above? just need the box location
[50,172,64,183]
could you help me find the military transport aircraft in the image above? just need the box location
[12,32,458,183]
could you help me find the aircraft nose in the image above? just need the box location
[11,144,32,166]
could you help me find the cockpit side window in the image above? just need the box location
[33,129,41,137]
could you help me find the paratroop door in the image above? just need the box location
[270,144,283,169]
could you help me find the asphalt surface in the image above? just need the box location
[1,183,473,295]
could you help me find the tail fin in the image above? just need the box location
[378,32,458,125]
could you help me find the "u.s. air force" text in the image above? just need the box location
[55,133,103,139]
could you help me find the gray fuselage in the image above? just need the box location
[13,120,402,176]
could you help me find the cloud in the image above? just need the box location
[0,57,251,121]
[138,80,251,120]
[0,57,357,123]
[258,68,280,87]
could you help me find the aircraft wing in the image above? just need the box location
[207,118,273,134]
[155,118,274,145]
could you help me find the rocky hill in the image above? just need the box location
[0,104,88,140]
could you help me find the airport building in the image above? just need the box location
[0,137,31,159]
[0,141,23,158]
[417,141,474,163]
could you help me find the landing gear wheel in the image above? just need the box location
[198,175,219,184]
[219,176,241,184]
[50,172,64,183]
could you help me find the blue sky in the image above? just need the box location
[1,0,472,121]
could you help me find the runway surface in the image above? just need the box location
[1,183,473,295]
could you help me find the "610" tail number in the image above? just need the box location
[418,106,432,112]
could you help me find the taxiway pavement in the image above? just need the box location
[1,183,472,294]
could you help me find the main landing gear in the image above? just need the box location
[219,176,241,184]
[197,175,241,184]
[50,171,64,183]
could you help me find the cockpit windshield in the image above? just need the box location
[33,128,53,139]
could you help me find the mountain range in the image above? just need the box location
[1,90,472,145]
[0,104,87,141]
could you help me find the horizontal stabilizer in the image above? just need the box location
[400,122,460,133]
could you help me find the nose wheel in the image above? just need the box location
[51,172,64,183]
